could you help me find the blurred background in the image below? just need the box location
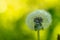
[0,0,60,40]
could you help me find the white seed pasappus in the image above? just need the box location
[26,10,52,30]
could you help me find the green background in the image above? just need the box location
[0,0,60,40]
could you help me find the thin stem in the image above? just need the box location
[37,30,40,40]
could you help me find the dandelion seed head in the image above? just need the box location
[26,10,52,30]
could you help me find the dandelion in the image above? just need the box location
[26,10,52,40]
[26,10,52,30]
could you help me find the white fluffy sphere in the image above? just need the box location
[26,10,52,30]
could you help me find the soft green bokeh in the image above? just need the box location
[0,0,60,40]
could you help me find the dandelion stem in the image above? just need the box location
[37,30,40,40]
